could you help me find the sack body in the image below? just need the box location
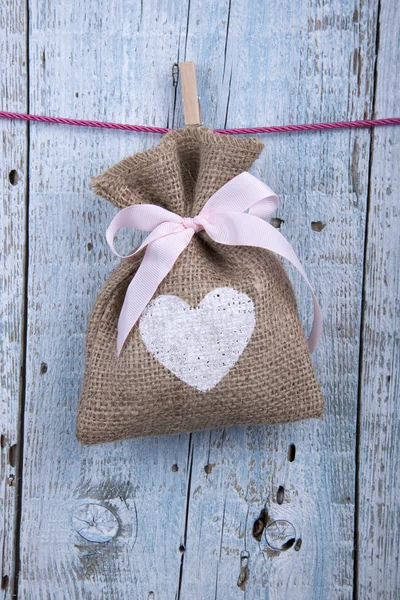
[77,128,323,445]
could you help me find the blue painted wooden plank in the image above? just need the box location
[357,0,400,597]
[0,1,28,595]
[19,1,192,599]
[179,0,378,598]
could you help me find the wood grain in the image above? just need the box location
[357,0,400,597]
[179,1,378,598]
[0,0,398,598]
[18,2,192,599]
[0,1,28,596]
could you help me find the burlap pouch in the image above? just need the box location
[76,128,323,445]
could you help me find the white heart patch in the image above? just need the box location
[139,287,256,392]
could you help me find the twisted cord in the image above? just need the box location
[0,111,399,135]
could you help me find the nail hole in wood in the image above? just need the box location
[8,444,17,468]
[40,362,48,375]
[172,63,179,87]
[252,517,264,541]
[204,463,213,474]
[281,537,295,551]
[171,463,179,472]
[179,544,185,553]
[287,443,296,462]
[294,538,302,551]
[277,486,285,504]
[252,508,270,541]
[75,92,79,98]
[237,550,250,590]
[311,221,326,232]
[9,170,19,185]
[1,575,9,590]
[87,242,93,251]
[270,217,284,229]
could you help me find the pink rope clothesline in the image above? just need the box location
[0,110,400,135]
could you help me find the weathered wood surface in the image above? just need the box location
[180,2,377,598]
[0,0,398,598]
[0,1,28,596]
[357,1,400,598]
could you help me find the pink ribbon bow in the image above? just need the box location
[107,172,322,356]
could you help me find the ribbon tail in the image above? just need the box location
[116,228,194,355]
[202,212,323,353]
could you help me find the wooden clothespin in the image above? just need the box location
[180,61,202,127]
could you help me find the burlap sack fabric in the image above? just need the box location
[76,127,323,445]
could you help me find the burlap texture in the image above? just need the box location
[76,128,324,445]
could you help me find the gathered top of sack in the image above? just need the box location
[91,127,264,213]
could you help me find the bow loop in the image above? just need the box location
[106,172,322,356]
